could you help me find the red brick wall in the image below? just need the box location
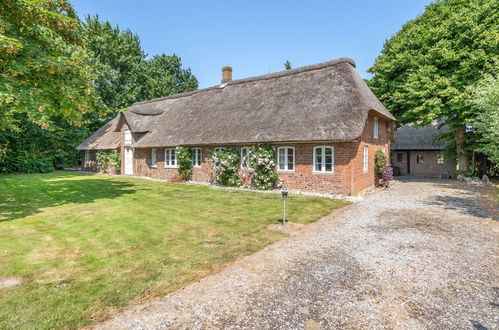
[117,111,393,195]
[131,143,357,195]
[274,143,355,195]
[351,112,392,194]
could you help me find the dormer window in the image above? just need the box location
[124,130,132,145]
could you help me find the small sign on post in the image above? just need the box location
[281,188,288,227]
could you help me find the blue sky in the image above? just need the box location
[72,0,432,88]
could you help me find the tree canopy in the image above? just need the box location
[0,7,198,173]
[368,0,498,171]
[81,15,198,113]
[0,0,104,132]
[467,74,499,166]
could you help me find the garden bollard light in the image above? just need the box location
[281,188,288,227]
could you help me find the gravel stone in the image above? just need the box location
[96,178,498,330]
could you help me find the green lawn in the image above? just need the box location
[0,171,348,329]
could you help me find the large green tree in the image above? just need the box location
[144,54,198,99]
[0,0,104,132]
[82,16,198,112]
[467,74,499,167]
[0,0,105,173]
[368,0,498,171]
[0,10,198,173]
[82,15,147,111]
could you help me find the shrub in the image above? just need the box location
[249,144,279,190]
[374,149,393,187]
[208,149,240,187]
[96,150,120,174]
[177,146,193,181]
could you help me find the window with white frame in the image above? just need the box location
[277,147,294,171]
[124,130,132,144]
[240,147,252,169]
[363,146,369,173]
[436,154,444,164]
[214,147,226,152]
[373,117,379,139]
[164,148,177,168]
[151,149,157,168]
[313,146,334,173]
[192,148,202,167]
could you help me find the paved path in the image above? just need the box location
[97,178,498,329]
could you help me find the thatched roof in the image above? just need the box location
[76,117,120,150]
[391,123,448,150]
[78,58,394,150]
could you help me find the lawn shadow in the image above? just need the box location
[0,173,136,222]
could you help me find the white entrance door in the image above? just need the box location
[124,147,133,175]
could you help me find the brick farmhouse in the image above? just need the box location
[77,58,395,195]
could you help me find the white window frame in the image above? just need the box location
[277,147,295,172]
[192,148,202,168]
[313,146,334,174]
[164,148,178,168]
[240,147,252,170]
[373,117,379,139]
[363,146,369,173]
[436,154,444,164]
[214,147,226,153]
[84,150,90,165]
[124,130,132,145]
[151,149,157,168]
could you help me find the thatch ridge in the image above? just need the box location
[78,58,395,150]
[132,58,356,106]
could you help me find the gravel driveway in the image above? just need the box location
[97,178,498,329]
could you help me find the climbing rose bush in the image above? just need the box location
[249,145,279,190]
[208,149,240,187]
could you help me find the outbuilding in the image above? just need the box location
[391,123,456,177]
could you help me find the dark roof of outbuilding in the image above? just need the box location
[391,123,448,150]
[77,58,394,150]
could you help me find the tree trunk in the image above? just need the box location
[455,125,468,172]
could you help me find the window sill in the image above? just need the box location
[277,169,295,173]
[313,171,334,175]
[164,166,178,169]
[193,165,201,168]
[151,165,157,168]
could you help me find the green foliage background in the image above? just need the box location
[369,0,498,171]
[0,3,197,173]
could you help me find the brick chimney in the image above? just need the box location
[221,66,232,83]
